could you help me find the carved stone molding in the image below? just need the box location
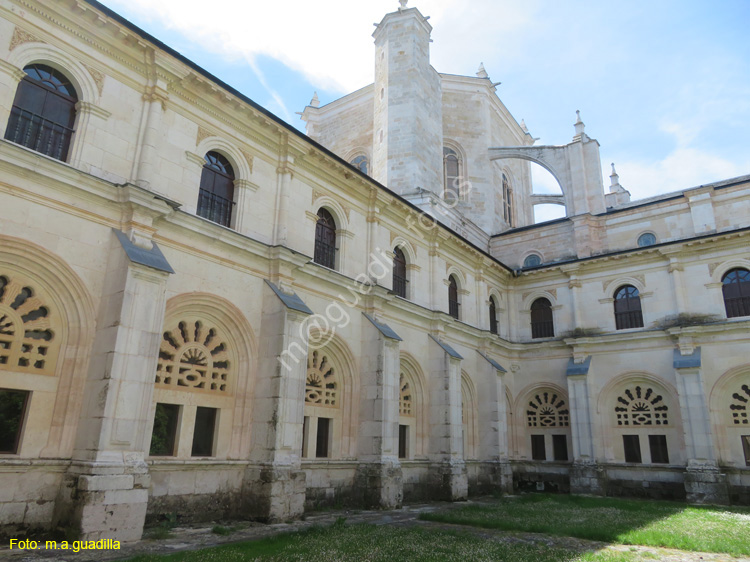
[9,26,42,51]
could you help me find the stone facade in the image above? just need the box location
[0,0,748,542]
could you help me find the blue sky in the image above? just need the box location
[102,0,749,212]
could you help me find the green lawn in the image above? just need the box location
[127,521,638,562]
[420,494,750,556]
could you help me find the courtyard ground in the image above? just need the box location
[0,495,748,561]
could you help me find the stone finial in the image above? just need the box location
[476,62,488,79]
[399,0,408,8]
[574,110,585,135]
[609,163,622,191]
[310,91,320,108]
[520,119,529,133]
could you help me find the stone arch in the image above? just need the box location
[603,277,647,297]
[399,352,429,458]
[195,136,254,182]
[152,293,257,459]
[489,147,573,215]
[710,259,750,284]
[0,234,95,458]
[514,382,571,461]
[311,196,349,233]
[446,266,467,290]
[304,331,359,459]
[461,371,478,460]
[391,236,417,265]
[709,365,750,467]
[7,42,101,103]
[522,290,557,310]
[597,373,682,464]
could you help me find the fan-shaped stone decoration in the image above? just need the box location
[730,384,750,425]
[0,274,58,375]
[156,319,230,393]
[526,391,569,427]
[400,373,413,416]
[615,386,668,426]
[306,349,337,406]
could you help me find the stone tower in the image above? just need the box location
[372,2,443,196]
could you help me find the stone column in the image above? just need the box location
[673,347,729,504]
[60,230,173,542]
[272,133,294,246]
[134,85,168,190]
[428,336,467,500]
[355,314,403,508]
[477,351,512,493]
[566,357,606,495]
[244,281,310,521]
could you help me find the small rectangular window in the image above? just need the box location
[149,403,180,456]
[623,434,642,463]
[316,417,330,458]
[301,416,309,458]
[0,389,30,454]
[648,434,669,464]
[531,434,546,460]
[741,435,750,467]
[552,434,568,461]
[191,407,217,457]
[398,424,408,459]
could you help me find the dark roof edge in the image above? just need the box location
[82,0,512,274]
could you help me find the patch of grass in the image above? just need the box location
[211,525,233,536]
[144,513,178,540]
[420,494,750,556]
[125,522,638,562]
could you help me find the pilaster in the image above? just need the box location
[476,351,512,493]
[672,346,729,504]
[244,281,311,521]
[61,230,172,541]
[428,336,467,500]
[356,313,403,508]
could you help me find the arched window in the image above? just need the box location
[448,275,460,319]
[443,147,461,201]
[614,285,644,329]
[530,298,553,339]
[614,385,670,464]
[502,174,514,227]
[314,208,337,269]
[4,64,77,161]
[392,246,407,299]
[523,254,541,268]
[722,268,750,318]
[489,296,498,334]
[302,349,342,459]
[637,233,656,247]
[198,152,235,227]
[350,155,368,174]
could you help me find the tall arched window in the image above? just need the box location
[614,285,644,329]
[198,152,235,227]
[5,64,77,161]
[443,147,461,201]
[502,174,514,227]
[530,298,554,339]
[350,155,368,174]
[489,296,498,335]
[722,268,750,318]
[314,208,337,269]
[448,275,460,319]
[392,246,407,299]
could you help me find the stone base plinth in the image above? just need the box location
[570,461,606,496]
[431,460,468,501]
[58,463,150,542]
[684,465,729,505]
[354,461,403,509]
[242,465,306,522]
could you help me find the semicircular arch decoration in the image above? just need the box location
[614,385,668,426]
[0,273,59,375]
[156,318,231,394]
[526,390,569,427]
[306,349,339,407]
[399,372,413,417]
[729,383,750,425]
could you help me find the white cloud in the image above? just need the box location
[104,0,537,93]
[618,148,748,201]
